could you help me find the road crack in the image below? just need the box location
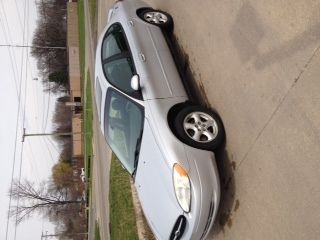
[237,44,320,170]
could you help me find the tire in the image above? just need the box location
[138,9,173,32]
[173,106,225,151]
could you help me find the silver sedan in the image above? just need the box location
[94,0,224,239]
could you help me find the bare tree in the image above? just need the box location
[52,95,73,161]
[53,96,72,136]
[31,0,68,93]
[9,180,82,224]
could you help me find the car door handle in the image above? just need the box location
[139,53,146,62]
[128,20,134,26]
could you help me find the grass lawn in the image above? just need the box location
[95,221,101,240]
[77,1,139,238]
[84,71,93,193]
[78,0,93,210]
[89,0,97,38]
[110,154,139,240]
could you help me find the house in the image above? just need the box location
[67,2,84,181]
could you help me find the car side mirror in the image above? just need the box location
[131,75,140,91]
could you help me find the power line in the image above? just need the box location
[46,136,61,155]
[26,142,41,184]
[40,0,52,133]
[0,1,20,98]
[0,44,67,49]
[14,0,23,30]
[27,64,41,132]
[41,84,47,131]
[14,0,42,133]
[4,0,27,236]
[43,137,57,165]
[13,0,29,238]
[43,83,51,131]
[12,0,42,131]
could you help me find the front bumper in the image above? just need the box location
[180,145,220,240]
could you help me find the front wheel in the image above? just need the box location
[173,106,225,151]
[138,9,173,31]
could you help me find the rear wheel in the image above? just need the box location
[173,106,224,151]
[139,9,173,31]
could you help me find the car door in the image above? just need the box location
[122,17,187,100]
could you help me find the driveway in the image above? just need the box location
[145,0,320,239]
[90,1,320,239]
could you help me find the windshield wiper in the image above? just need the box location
[132,131,143,177]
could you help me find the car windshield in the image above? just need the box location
[104,88,144,174]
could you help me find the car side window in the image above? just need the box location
[101,23,142,100]
[104,89,144,174]
[103,57,135,94]
[102,24,128,60]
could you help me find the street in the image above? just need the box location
[84,0,112,239]
[86,0,320,239]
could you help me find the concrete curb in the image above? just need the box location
[130,180,149,240]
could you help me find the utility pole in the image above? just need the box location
[41,231,88,239]
[41,231,48,240]
[0,44,66,49]
[22,128,82,142]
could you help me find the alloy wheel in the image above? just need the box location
[183,112,218,143]
[143,11,168,24]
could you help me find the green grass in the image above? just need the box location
[84,71,93,200]
[77,0,93,231]
[78,0,86,83]
[78,0,92,198]
[77,2,138,238]
[83,71,93,210]
[110,154,139,240]
[95,221,101,240]
[78,0,92,194]
[89,0,97,38]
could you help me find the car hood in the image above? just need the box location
[134,119,182,239]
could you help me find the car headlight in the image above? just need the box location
[173,164,191,212]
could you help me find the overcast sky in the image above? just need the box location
[0,0,60,239]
